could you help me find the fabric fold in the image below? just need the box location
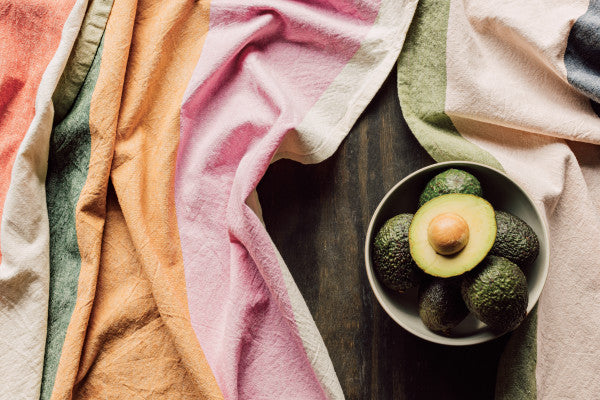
[52,0,114,123]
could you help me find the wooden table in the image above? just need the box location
[257,68,509,400]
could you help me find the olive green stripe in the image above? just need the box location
[41,36,105,400]
[396,0,502,170]
[396,1,536,399]
[52,0,113,124]
[496,305,538,400]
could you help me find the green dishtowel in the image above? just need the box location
[41,0,113,396]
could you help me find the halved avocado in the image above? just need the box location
[409,194,496,278]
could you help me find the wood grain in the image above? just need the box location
[257,67,508,400]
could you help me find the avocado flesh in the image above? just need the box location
[418,278,469,334]
[372,214,423,292]
[409,194,497,278]
[461,255,528,332]
[490,211,539,267]
[419,168,482,207]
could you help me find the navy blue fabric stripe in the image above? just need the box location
[564,0,600,117]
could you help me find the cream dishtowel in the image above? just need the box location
[398,0,600,398]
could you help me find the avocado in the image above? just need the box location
[409,194,497,278]
[461,255,528,332]
[418,278,469,334]
[372,214,423,292]
[491,211,539,267]
[419,168,482,207]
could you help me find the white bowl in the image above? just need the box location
[364,161,550,345]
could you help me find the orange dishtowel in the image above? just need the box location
[49,0,223,398]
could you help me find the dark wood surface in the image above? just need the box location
[257,68,508,400]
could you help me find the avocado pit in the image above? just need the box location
[427,213,469,256]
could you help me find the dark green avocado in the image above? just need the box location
[490,211,539,267]
[461,255,528,332]
[418,278,469,334]
[372,214,423,292]
[419,168,482,207]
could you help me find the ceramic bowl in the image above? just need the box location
[364,161,549,345]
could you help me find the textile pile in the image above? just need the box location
[1,0,599,398]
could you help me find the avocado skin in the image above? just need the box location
[418,278,469,334]
[490,211,539,267]
[461,256,528,332]
[419,169,482,207]
[373,214,423,292]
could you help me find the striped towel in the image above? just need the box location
[398,0,600,398]
[0,0,418,398]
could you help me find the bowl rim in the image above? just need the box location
[364,160,550,346]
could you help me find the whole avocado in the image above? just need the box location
[491,211,539,267]
[372,214,423,292]
[461,255,528,332]
[418,278,469,334]
[419,169,482,207]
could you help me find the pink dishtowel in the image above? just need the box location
[175,0,417,398]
